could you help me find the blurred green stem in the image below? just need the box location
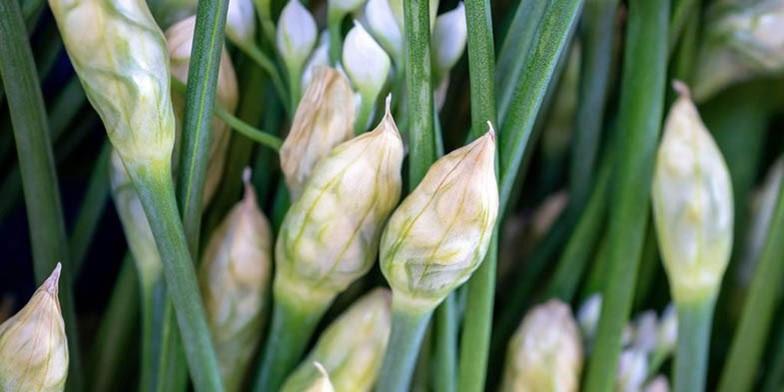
[377,300,432,392]
[762,317,784,392]
[673,297,716,392]
[70,141,111,273]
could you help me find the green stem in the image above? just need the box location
[140,279,158,392]
[253,294,330,392]
[0,2,83,389]
[327,12,342,66]
[433,294,457,392]
[377,300,433,392]
[126,159,223,392]
[287,65,302,115]
[155,298,189,392]
[762,317,784,392]
[583,1,669,391]
[236,42,290,113]
[673,298,716,392]
[69,141,111,272]
[668,0,699,55]
[355,94,375,134]
[718,176,784,392]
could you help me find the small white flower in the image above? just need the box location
[342,21,391,103]
[226,0,257,47]
[277,0,317,74]
[616,349,649,392]
[364,0,403,60]
[431,2,466,78]
[656,304,678,354]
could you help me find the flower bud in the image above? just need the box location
[499,300,583,392]
[380,129,498,311]
[49,0,175,167]
[342,22,391,108]
[302,33,332,90]
[281,289,391,392]
[577,294,602,343]
[616,349,648,392]
[280,67,356,200]
[277,0,317,79]
[303,363,335,392]
[275,99,404,308]
[166,16,239,205]
[226,0,257,48]
[644,375,671,392]
[328,0,366,20]
[199,172,273,392]
[631,310,659,354]
[109,150,162,285]
[431,3,466,80]
[652,82,734,304]
[0,265,68,392]
[656,304,677,354]
[364,0,403,61]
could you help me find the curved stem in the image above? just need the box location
[673,298,716,392]
[377,300,432,392]
[237,42,290,112]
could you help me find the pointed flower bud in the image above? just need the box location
[200,172,273,392]
[303,363,335,392]
[656,304,677,355]
[281,289,391,392]
[644,375,671,392]
[48,0,175,167]
[380,129,498,311]
[226,0,257,48]
[499,300,583,392]
[109,149,162,285]
[0,265,68,392]
[166,16,239,205]
[342,22,391,108]
[275,100,405,308]
[631,311,659,354]
[280,67,356,200]
[277,0,317,79]
[364,0,403,61]
[652,82,734,304]
[616,349,648,392]
[431,3,466,80]
[302,33,332,90]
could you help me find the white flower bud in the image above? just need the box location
[0,265,68,392]
[431,2,466,79]
[305,363,335,392]
[500,300,583,392]
[652,82,734,304]
[275,99,405,307]
[48,0,175,167]
[302,33,332,90]
[342,22,391,105]
[281,67,356,200]
[577,294,602,342]
[277,0,318,78]
[226,0,257,48]
[380,128,498,312]
[644,375,671,392]
[632,310,659,354]
[328,0,366,18]
[656,304,677,354]
[616,349,648,392]
[364,0,403,61]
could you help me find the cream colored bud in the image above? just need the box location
[275,99,404,307]
[656,304,677,354]
[49,0,175,167]
[277,0,318,77]
[644,375,671,392]
[616,349,648,392]
[281,289,391,392]
[342,22,391,105]
[652,82,734,304]
[364,0,403,61]
[200,173,273,392]
[281,67,356,200]
[166,16,239,205]
[499,300,583,392]
[431,3,466,79]
[226,0,257,48]
[0,265,68,392]
[380,128,498,311]
[109,150,162,285]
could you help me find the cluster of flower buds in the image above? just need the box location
[281,289,391,392]
[0,265,68,392]
[693,0,784,101]
[652,82,734,305]
[499,300,582,392]
[199,171,272,392]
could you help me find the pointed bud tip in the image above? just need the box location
[314,362,328,377]
[672,80,691,100]
[43,263,62,296]
[485,122,495,141]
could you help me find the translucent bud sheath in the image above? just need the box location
[652,82,734,304]
[281,289,392,392]
[430,2,466,80]
[380,130,498,312]
[166,16,239,206]
[280,67,356,200]
[499,300,582,392]
[275,99,405,306]
[0,265,68,392]
[200,176,272,392]
[48,0,175,167]
[226,0,257,48]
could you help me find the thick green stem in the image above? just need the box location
[433,294,457,392]
[673,298,716,392]
[126,159,223,392]
[583,1,669,391]
[377,301,433,392]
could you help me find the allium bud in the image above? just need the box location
[275,99,404,307]
[200,172,273,392]
[277,0,318,79]
[656,304,677,354]
[577,294,602,342]
[226,0,257,48]
[616,349,648,392]
[0,265,68,392]
[342,22,391,107]
[644,375,671,392]
[280,67,356,200]
[364,0,403,61]
[166,16,239,205]
[303,363,335,392]
[109,150,162,285]
[652,82,734,304]
[631,311,659,354]
[499,300,583,392]
[380,129,498,311]
[281,289,391,392]
[49,0,175,167]
[431,3,466,80]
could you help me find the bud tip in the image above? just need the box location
[672,80,691,100]
[43,263,62,296]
